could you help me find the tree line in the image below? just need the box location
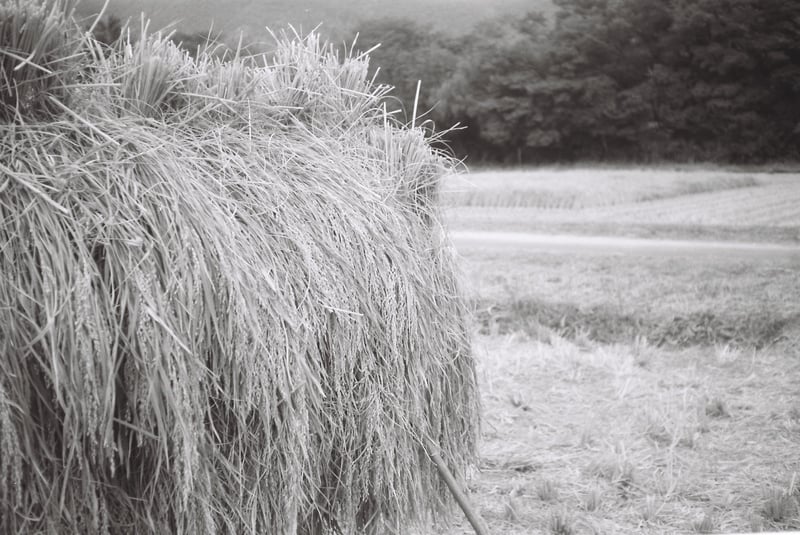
[91,0,800,164]
[353,0,800,164]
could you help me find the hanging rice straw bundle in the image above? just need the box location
[0,1,478,534]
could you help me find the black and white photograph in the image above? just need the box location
[1,0,799,533]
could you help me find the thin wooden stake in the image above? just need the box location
[423,436,490,535]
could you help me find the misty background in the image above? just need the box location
[78,0,800,165]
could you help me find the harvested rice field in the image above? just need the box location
[442,168,765,209]
[432,169,800,534]
[444,169,800,243]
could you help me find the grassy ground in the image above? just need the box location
[435,168,800,534]
[454,332,800,535]
[460,249,800,348]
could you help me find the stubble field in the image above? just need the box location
[443,169,800,244]
[438,168,800,534]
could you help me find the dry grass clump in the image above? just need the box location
[581,487,603,512]
[640,494,662,523]
[547,507,576,535]
[536,479,560,502]
[586,452,637,496]
[0,2,478,534]
[761,486,799,525]
[690,511,716,533]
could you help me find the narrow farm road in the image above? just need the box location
[449,230,800,259]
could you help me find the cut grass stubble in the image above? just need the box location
[468,332,800,534]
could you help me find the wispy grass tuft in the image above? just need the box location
[761,486,799,524]
[587,451,637,495]
[0,0,82,121]
[582,487,603,512]
[536,478,560,502]
[690,511,716,533]
[640,495,662,523]
[548,507,576,535]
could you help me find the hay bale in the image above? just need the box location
[0,2,479,533]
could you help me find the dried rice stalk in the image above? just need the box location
[0,2,479,534]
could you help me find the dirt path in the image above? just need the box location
[450,230,800,259]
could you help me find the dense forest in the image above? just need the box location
[93,0,800,164]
